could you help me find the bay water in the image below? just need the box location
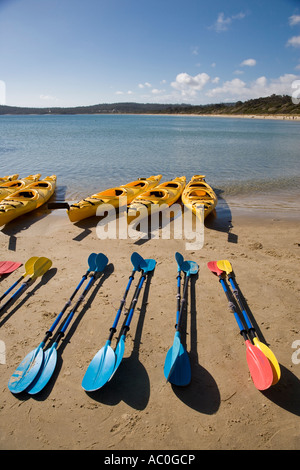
[0,114,299,215]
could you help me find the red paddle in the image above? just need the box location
[207,261,273,391]
[0,261,22,275]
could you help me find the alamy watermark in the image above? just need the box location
[292,80,300,105]
[95,197,204,250]
[0,340,6,365]
[0,80,6,105]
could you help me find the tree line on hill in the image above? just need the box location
[0,94,299,115]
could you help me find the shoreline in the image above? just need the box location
[1,112,300,121]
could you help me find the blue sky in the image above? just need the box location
[1,0,300,107]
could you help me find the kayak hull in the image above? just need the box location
[0,174,19,183]
[0,174,41,201]
[181,175,217,220]
[67,175,162,222]
[0,175,57,226]
[127,176,186,224]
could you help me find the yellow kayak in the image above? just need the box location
[127,176,186,224]
[0,174,41,201]
[0,174,19,183]
[0,175,57,226]
[181,175,217,220]
[67,175,162,223]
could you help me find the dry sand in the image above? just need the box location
[0,199,299,451]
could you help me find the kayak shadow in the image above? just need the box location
[0,268,57,328]
[31,264,114,400]
[84,271,154,410]
[205,188,238,244]
[171,274,221,414]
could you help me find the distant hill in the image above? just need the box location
[0,94,299,115]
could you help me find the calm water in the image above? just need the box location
[0,114,299,210]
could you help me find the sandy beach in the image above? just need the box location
[0,199,299,451]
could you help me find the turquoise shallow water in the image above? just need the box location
[0,114,299,211]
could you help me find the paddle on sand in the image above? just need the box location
[207,261,273,391]
[0,257,52,316]
[110,257,156,381]
[26,253,108,395]
[217,259,280,385]
[0,256,39,303]
[164,259,198,386]
[82,252,146,392]
[7,255,99,394]
[0,261,22,276]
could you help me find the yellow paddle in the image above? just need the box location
[217,260,281,385]
[0,256,39,303]
[0,257,52,316]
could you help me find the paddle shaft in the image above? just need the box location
[176,273,190,332]
[52,271,99,347]
[41,269,91,345]
[0,274,25,302]
[218,277,248,341]
[120,271,146,335]
[227,275,258,339]
[108,268,136,341]
[0,278,32,315]
[176,270,181,325]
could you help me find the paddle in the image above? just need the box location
[82,252,145,392]
[8,253,98,394]
[0,256,39,303]
[164,259,198,386]
[26,253,108,395]
[217,260,280,385]
[0,261,22,276]
[110,257,156,380]
[207,261,273,391]
[0,257,52,316]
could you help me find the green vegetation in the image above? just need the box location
[0,94,299,115]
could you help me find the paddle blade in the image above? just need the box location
[253,338,281,385]
[167,344,191,386]
[31,257,52,280]
[182,260,198,276]
[217,260,232,274]
[87,253,97,271]
[94,253,108,273]
[82,341,116,391]
[245,340,273,390]
[164,331,181,381]
[175,252,184,270]
[8,347,44,394]
[143,259,156,273]
[27,346,57,394]
[207,261,223,276]
[109,335,126,380]
[131,252,145,272]
[0,261,22,275]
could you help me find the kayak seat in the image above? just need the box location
[163,183,179,188]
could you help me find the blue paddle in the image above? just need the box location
[7,253,98,394]
[81,252,146,392]
[25,253,108,395]
[110,257,156,381]
[164,259,199,386]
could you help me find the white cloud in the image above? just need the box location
[289,15,300,26]
[240,58,256,67]
[210,11,246,33]
[171,72,211,97]
[138,82,152,89]
[40,94,58,101]
[286,35,300,47]
[206,74,299,101]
